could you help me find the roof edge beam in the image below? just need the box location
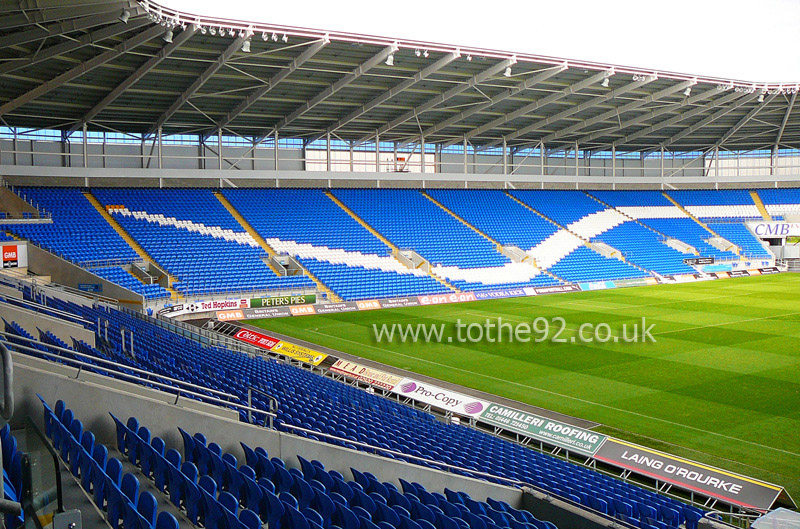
[420,62,568,141]
[493,74,656,148]
[357,56,517,144]
[0,24,162,117]
[273,43,398,133]
[774,91,797,151]
[442,68,611,148]
[153,34,248,132]
[312,49,461,143]
[541,78,695,147]
[72,25,197,133]
[216,36,329,131]
[0,17,151,77]
[715,92,778,148]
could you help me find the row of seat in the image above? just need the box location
[40,397,180,529]
[5,290,706,529]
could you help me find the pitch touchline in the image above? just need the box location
[294,326,800,460]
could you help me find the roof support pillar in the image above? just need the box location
[218,129,223,171]
[540,142,545,177]
[375,134,380,173]
[463,137,468,174]
[502,138,508,175]
[349,141,354,172]
[157,127,163,170]
[82,123,88,172]
[612,144,616,179]
[326,133,332,172]
[420,135,425,174]
[274,130,279,171]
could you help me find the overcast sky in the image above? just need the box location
[164,0,800,83]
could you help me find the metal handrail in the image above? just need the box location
[0,297,94,328]
[5,341,275,425]
[0,331,238,401]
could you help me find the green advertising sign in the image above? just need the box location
[479,404,607,456]
[250,294,316,308]
[613,278,649,288]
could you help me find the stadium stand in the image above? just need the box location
[3,187,139,266]
[664,190,773,259]
[90,188,315,297]
[665,190,762,221]
[756,188,800,218]
[548,247,648,283]
[297,257,450,300]
[509,191,606,226]
[591,223,698,276]
[424,190,559,251]
[42,397,580,529]
[588,194,738,261]
[221,188,449,300]
[0,187,781,302]
[4,287,707,529]
[222,188,390,256]
[331,189,510,269]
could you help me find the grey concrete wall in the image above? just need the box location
[26,245,143,310]
[15,355,524,506]
[1,300,96,347]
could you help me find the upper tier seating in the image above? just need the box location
[509,191,605,226]
[222,188,390,256]
[425,190,558,251]
[756,188,800,218]
[6,187,139,266]
[6,291,704,529]
[92,188,314,297]
[666,190,761,221]
[332,189,509,269]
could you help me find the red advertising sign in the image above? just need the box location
[2,245,17,268]
[233,329,280,350]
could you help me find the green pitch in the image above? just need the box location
[251,274,800,499]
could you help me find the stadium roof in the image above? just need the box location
[1,0,799,154]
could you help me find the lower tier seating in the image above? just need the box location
[2,289,706,529]
[298,258,451,301]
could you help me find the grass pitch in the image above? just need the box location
[252,274,800,498]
